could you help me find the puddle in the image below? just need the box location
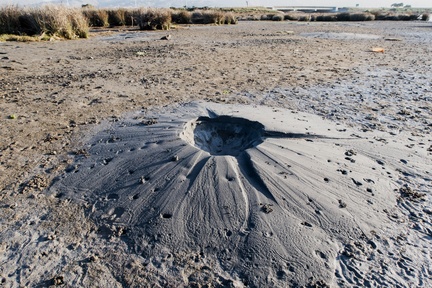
[96,31,154,42]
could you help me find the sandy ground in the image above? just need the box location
[0,20,431,287]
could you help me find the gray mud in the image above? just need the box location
[1,20,431,288]
[300,32,382,39]
[46,101,428,287]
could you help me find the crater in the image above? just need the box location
[181,116,264,156]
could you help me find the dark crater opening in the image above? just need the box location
[182,116,265,156]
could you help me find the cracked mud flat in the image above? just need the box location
[1,21,431,287]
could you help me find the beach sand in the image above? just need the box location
[1,20,431,287]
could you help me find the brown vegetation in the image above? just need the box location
[191,10,227,25]
[0,5,88,39]
[82,8,109,27]
[224,12,238,24]
[271,14,284,21]
[371,10,421,20]
[335,12,375,21]
[171,10,192,24]
[1,5,429,41]
[107,8,127,26]
[0,6,240,39]
[240,10,427,22]
[137,8,171,30]
[0,5,21,34]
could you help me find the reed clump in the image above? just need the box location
[371,10,423,20]
[171,10,192,24]
[204,10,226,25]
[272,14,284,21]
[33,5,89,38]
[82,8,109,27]
[191,10,226,25]
[224,12,238,24]
[240,10,427,22]
[0,5,88,39]
[284,13,301,21]
[124,9,139,26]
[0,5,21,34]
[107,8,127,26]
[138,8,172,30]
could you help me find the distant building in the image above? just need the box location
[268,6,349,13]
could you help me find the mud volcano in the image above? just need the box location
[181,116,264,156]
[49,101,413,286]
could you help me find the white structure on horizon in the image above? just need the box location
[268,6,349,13]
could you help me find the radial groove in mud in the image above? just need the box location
[46,101,427,287]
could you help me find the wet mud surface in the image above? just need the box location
[1,21,431,287]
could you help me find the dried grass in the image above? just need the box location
[35,5,88,39]
[243,14,261,21]
[349,12,375,21]
[0,5,88,39]
[69,9,89,38]
[284,13,311,22]
[0,5,21,34]
[315,14,338,21]
[284,12,376,22]
[190,11,205,24]
[0,34,39,41]
[17,11,39,35]
[124,9,139,26]
[138,8,171,30]
[298,15,312,22]
[108,9,126,26]
[371,10,421,21]
[284,13,301,21]
[82,8,109,27]
[171,10,192,24]
[191,10,224,25]
[260,14,274,21]
[224,12,238,24]
[271,14,284,21]
[336,12,351,21]
[200,10,226,25]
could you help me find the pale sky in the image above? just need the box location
[0,0,431,8]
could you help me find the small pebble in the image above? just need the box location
[53,275,64,286]
[90,254,99,262]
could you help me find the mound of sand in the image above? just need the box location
[46,101,424,286]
